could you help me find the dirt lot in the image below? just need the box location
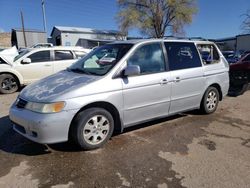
[0,91,250,188]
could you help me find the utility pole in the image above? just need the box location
[41,0,47,34]
[20,11,27,47]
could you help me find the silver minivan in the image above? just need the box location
[9,39,229,150]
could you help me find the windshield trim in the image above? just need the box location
[14,49,31,62]
[68,43,134,76]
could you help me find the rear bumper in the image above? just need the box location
[9,105,78,144]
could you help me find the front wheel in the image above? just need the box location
[200,87,219,114]
[70,108,114,150]
[0,74,19,94]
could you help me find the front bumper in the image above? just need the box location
[9,105,78,144]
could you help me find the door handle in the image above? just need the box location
[174,77,181,82]
[160,79,168,85]
[44,64,51,67]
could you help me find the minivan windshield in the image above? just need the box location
[68,43,133,76]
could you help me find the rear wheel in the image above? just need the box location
[70,108,114,150]
[200,87,219,114]
[0,74,19,94]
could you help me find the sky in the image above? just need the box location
[0,0,249,39]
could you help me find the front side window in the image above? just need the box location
[242,54,250,62]
[28,50,51,63]
[197,44,220,65]
[164,42,201,71]
[54,50,73,60]
[127,43,165,74]
[68,44,133,76]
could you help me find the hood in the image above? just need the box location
[20,70,100,102]
[0,46,18,64]
[0,55,14,64]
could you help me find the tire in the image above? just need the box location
[0,74,19,94]
[228,82,249,97]
[200,87,219,114]
[70,108,114,150]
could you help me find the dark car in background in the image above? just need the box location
[229,53,250,95]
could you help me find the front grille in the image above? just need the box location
[16,98,28,108]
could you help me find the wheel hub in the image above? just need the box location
[83,115,110,145]
[2,78,17,90]
[206,91,217,111]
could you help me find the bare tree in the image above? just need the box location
[241,9,250,33]
[116,0,198,38]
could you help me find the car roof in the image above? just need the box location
[30,46,89,52]
[110,38,215,45]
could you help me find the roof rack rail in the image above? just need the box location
[163,36,210,41]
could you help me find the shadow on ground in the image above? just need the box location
[49,114,186,152]
[0,115,51,156]
[0,113,187,154]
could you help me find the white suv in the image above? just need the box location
[0,46,90,94]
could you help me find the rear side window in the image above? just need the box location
[54,50,73,60]
[127,43,165,74]
[74,51,87,59]
[197,44,220,65]
[164,42,201,71]
[28,50,51,63]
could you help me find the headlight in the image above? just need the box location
[25,101,65,113]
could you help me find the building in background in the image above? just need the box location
[215,34,250,52]
[0,33,11,48]
[11,29,47,49]
[50,26,126,49]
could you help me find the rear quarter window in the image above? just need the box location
[197,44,220,65]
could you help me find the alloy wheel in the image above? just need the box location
[206,90,217,111]
[1,77,17,91]
[83,115,110,145]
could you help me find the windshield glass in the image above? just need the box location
[68,43,133,76]
[14,49,30,62]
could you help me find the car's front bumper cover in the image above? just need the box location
[9,104,78,144]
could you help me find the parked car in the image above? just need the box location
[9,39,229,150]
[229,53,250,92]
[0,46,90,94]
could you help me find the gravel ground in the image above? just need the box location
[0,91,249,188]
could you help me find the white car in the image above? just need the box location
[0,46,90,94]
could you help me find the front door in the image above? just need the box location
[122,42,171,126]
[16,50,53,84]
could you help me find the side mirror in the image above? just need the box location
[21,58,31,64]
[124,65,140,76]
